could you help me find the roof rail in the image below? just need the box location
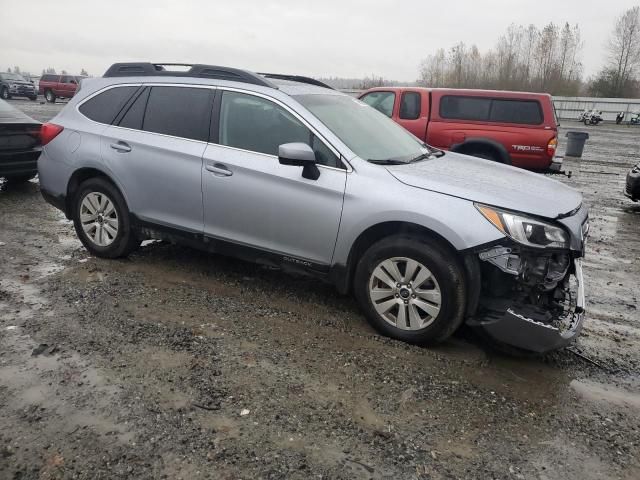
[103,63,277,88]
[259,73,334,90]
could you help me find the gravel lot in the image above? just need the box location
[1,98,639,479]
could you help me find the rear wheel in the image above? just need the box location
[44,90,56,103]
[354,235,466,345]
[72,177,139,258]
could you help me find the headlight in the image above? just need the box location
[476,204,569,249]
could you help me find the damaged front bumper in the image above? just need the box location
[468,243,586,353]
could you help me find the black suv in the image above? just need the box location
[0,73,38,101]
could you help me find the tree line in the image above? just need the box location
[418,22,582,95]
[418,6,640,97]
[5,66,89,78]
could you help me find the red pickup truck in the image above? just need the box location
[38,74,85,103]
[359,87,560,171]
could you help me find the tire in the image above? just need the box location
[29,95,37,101]
[4,173,36,184]
[44,90,56,103]
[72,177,139,258]
[353,235,466,345]
[0,87,10,100]
[583,119,589,126]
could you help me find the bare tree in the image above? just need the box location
[608,6,640,95]
[417,21,583,95]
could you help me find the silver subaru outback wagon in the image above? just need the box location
[38,63,588,354]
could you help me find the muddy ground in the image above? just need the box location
[1,98,639,479]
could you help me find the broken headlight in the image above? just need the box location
[476,204,569,249]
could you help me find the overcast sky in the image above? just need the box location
[1,0,637,81]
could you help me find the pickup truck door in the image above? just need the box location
[58,76,71,97]
[395,91,429,141]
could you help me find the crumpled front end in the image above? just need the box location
[469,244,585,353]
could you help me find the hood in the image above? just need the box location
[386,152,582,219]
[6,79,33,86]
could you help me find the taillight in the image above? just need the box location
[547,137,557,157]
[40,123,64,146]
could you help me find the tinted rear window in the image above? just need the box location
[490,99,543,124]
[79,86,138,124]
[440,95,543,125]
[440,96,491,121]
[118,88,149,129]
[142,86,212,141]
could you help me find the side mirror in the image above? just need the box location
[278,142,320,180]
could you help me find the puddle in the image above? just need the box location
[570,379,640,409]
[0,278,47,310]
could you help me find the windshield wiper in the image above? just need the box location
[368,159,408,165]
[408,153,431,163]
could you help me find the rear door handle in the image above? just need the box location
[205,163,233,176]
[110,141,131,153]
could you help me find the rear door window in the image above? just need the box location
[78,86,138,124]
[117,87,149,129]
[142,86,213,141]
[360,91,396,117]
[399,92,421,120]
[489,99,543,124]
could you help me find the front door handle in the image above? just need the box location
[110,141,131,153]
[205,163,233,177]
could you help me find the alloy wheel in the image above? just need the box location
[80,192,119,247]
[368,257,442,330]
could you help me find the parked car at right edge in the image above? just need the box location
[39,74,85,103]
[625,162,640,201]
[360,87,561,171]
[38,62,588,354]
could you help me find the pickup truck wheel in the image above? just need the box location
[29,95,37,101]
[44,90,56,103]
[354,235,466,345]
[72,178,139,258]
[0,87,10,100]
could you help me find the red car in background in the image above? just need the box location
[38,74,86,103]
[359,87,560,171]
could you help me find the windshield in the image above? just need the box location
[294,94,428,163]
[2,73,26,82]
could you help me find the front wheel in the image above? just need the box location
[29,95,37,101]
[44,90,56,103]
[0,87,10,100]
[72,178,139,258]
[354,235,466,345]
